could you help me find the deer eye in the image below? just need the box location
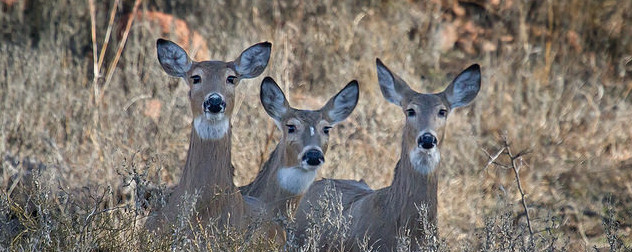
[323,126,332,135]
[438,109,448,118]
[286,124,296,134]
[406,108,416,117]
[226,75,237,85]
[191,75,201,84]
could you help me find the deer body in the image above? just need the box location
[146,39,271,231]
[241,77,359,228]
[294,59,481,251]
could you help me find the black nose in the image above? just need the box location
[302,149,324,166]
[418,133,437,149]
[204,93,225,113]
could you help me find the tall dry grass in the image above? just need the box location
[1,0,631,250]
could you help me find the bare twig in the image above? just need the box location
[88,0,99,102]
[80,186,108,245]
[502,135,534,236]
[123,94,152,112]
[88,0,101,170]
[513,148,533,160]
[482,146,506,172]
[492,161,511,169]
[98,0,142,105]
[97,0,121,71]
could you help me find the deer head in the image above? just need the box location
[259,77,359,194]
[156,38,271,140]
[376,58,480,174]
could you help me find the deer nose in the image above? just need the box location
[204,93,225,113]
[418,133,437,149]
[302,149,324,166]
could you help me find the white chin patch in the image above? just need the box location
[193,115,229,140]
[277,167,317,195]
[409,148,441,174]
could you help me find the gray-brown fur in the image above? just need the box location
[146,127,250,229]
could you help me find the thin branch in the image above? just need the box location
[88,0,101,170]
[482,146,506,172]
[97,0,121,71]
[98,0,142,105]
[492,161,511,169]
[88,0,99,104]
[514,148,533,160]
[502,135,534,236]
[123,94,152,112]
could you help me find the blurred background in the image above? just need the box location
[1,0,631,250]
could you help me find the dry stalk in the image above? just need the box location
[88,0,101,169]
[88,0,99,100]
[481,146,506,173]
[87,0,140,169]
[98,0,142,105]
[502,135,534,236]
[97,0,121,71]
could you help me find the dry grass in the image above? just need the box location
[2,0,632,251]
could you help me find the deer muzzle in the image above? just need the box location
[302,148,325,167]
[418,132,437,149]
[204,93,226,114]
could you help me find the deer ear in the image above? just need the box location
[443,64,481,109]
[234,42,272,79]
[156,39,192,78]
[260,77,289,122]
[376,58,412,106]
[322,80,359,124]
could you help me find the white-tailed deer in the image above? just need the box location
[145,39,271,231]
[293,59,481,251]
[240,77,359,227]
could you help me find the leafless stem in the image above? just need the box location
[482,146,506,172]
[97,0,120,71]
[502,135,534,236]
[88,0,99,103]
[88,0,101,169]
[98,0,142,105]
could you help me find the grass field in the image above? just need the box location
[1,0,631,250]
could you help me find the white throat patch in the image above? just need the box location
[193,115,229,140]
[277,167,317,195]
[409,148,441,174]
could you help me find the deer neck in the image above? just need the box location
[248,144,309,217]
[383,145,439,230]
[179,123,238,200]
[157,121,246,229]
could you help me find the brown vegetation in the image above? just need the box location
[1,0,631,251]
[118,11,210,61]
